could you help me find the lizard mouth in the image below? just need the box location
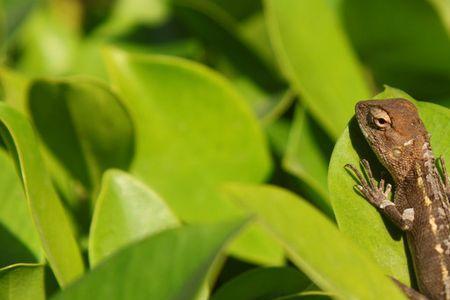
[354,102,367,122]
[354,101,372,139]
[354,101,383,154]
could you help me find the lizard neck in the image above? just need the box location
[388,138,434,183]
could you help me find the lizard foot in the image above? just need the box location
[345,159,414,231]
[345,159,392,209]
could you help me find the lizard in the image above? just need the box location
[345,98,450,300]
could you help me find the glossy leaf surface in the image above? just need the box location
[28,78,134,190]
[0,149,41,267]
[0,263,45,300]
[0,103,84,287]
[226,184,406,300]
[264,0,370,138]
[104,49,282,265]
[54,219,248,300]
[89,170,179,267]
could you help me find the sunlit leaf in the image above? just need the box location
[226,184,406,300]
[16,8,79,76]
[0,68,29,113]
[0,103,84,286]
[54,219,249,300]
[427,0,450,34]
[104,48,283,266]
[0,263,45,300]
[0,149,42,267]
[95,0,169,37]
[89,170,179,267]
[0,69,85,227]
[264,0,370,139]
[28,77,134,191]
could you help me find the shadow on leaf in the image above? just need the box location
[0,223,36,267]
[347,117,402,242]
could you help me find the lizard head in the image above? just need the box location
[355,98,429,180]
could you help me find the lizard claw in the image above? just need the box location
[360,159,376,189]
[345,163,368,187]
[353,184,365,197]
[384,183,392,198]
[345,160,392,208]
[379,178,385,190]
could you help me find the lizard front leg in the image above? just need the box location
[438,156,450,198]
[345,159,414,231]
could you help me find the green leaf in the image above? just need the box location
[209,0,261,20]
[28,77,134,191]
[427,0,450,33]
[341,0,450,104]
[275,291,333,300]
[195,285,210,300]
[0,0,38,51]
[283,105,333,206]
[265,117,332,217]
[0,263,45,300]
[328,86,450,285]
[172,0,284,92]
[0,103,84,287]
[104,49,282,266]
[240,12,278,72]
[96,0,169,37]
[371,86,415,101]
[53,219,249,300]
[226,184,406,300]
[212,267,310,300]
[232,78,294,125]
[0,69,91,215]
[260,89,296,126]
[16,8,79,76]
[0,67,30,113]
[0,149,42,267]
[265,118,291,159]
[264,0,371,138]
[72,34,205,83]
[89,169,180,267]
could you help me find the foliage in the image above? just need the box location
[0,0,449,298]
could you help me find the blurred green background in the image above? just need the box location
[1,0,450,299]
[3,0,450,209]
[4,0,450,105]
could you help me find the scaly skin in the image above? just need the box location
[346,99,450,300]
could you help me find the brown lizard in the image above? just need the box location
[345,98,450,300]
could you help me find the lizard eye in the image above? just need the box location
[370,107,391,129]
[374,117,389,127]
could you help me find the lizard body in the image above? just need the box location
[346,99,450,300]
